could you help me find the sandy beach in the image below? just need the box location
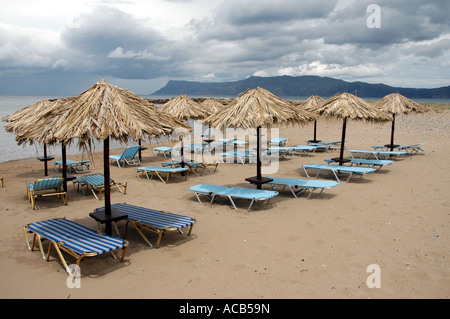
[1,109,449,299]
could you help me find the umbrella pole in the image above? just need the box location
[104,137,112,235]
[61,144,67,192]
[389,113,396,151]
[43,144,49,176]
[332,117,348,166]
[256,126,262,189]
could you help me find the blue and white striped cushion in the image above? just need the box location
[27,218,126,255]
[28,178,63,191]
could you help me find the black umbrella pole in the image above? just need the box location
[256,126,262,189]
[338,118,347,165]
[389,113,396,151]
[104,138,112,235]
[62,144,67,192]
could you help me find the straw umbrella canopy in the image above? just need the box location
[3,98,73,176]
[372,93,428,150]
[159,95,209,166]
[159,95,207,121]
[52,79,190,235]
[203,87,317,188]
[308,92,391,164]
[302,95,325,143]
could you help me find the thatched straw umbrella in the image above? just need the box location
[3,98,72,176]
[308,92,391,164]
[159,95,208,167]
[52,79,189,235]
[203,87,317,188]
[200,98,224,141]
[160,95,207,120]
[302,95,325,143]
[372,93,428,150]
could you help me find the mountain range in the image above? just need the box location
[151,75,450,99]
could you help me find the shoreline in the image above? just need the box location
[1,110,449,299]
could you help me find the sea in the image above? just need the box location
[1,95,449,164]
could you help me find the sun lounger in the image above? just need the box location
[303,164,376,182]
[264,176,339,198]
[220,150,256,164]
[297,144,329,152]
[263,147,296,158]
[23,218,128,274]
[162,160,218,175]
[109,145,141,167]
[136,166,189,183]
[349,149,406,160]
[308,140,344,150]
[73,173,127,199]
[324,158,393,170]
[269,137,288,146]
[372,142,428,154]
[26,177,68,210]
[95,203,196,248]
[54,159,90,173]
[153,146,172,157]
[188,184,278,211]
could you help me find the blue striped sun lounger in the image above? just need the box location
[73,173,127,199]
[54,159,90,173]
[188,184,278,211]
[95,203,196,248]
[23,218,129,274]
[264,176,339,198]
[109,145,141,167]
[324,158,393,170]
[26,177,68,210]
[303,164,376,182]
[349,149,407,160]
[136,166,189,183]
[153,146,172,157]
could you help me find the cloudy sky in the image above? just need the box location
[1,0,449,96]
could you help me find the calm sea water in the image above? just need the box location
[1,95,449,163]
